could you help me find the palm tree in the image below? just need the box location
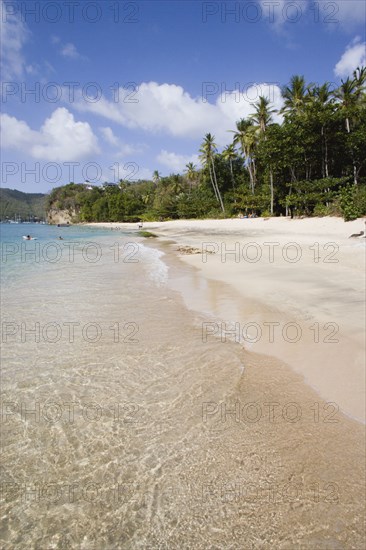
[222,144,237,190]
[250,96,275,133]
[335,77,357,134]
[335,67,366,184]
[354,66,366,113]
[199,133,225,212]
[152,170,161,185]
[169,174,183,196]
[142,193,152,206]
[281,75,311,117]
[184,162,197,193]
[231,119,257,193]
[353,66,366,100]
[250,96,276,213]
[118,179,127,191]
[308,83,335,178]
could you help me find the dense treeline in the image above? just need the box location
[0,188,46,221]
[47,69,366,222]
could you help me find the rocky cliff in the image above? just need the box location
[47,208,78,225]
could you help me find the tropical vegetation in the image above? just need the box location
[0,188,46,222]
[47,69,366,222]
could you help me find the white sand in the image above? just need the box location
[88,217,366,422]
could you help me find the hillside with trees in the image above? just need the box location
[47,69,366,223]
[0,188,46,222]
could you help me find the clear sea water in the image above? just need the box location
[1,223,365,549]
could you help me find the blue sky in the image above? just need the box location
[1,0,365,192]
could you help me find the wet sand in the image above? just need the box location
[2,222,365,548]
[90,217,365,423]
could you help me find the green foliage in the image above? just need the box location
[339,184,366,221]
[313,204,331,217]
[261,210,272,217]
[45,68,366,222]
[0,188,46,221]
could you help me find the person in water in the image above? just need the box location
[26,235,31,240]
[58,236,64,240]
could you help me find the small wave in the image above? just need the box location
[138,244,169,287]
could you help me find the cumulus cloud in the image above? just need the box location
[73,81,283,145]
[50,36,85,60]
[100,126,119,146]
[0,2,29,79]
[218,83,284,128]
[1,108,100,161]
[100,126,145,157]
[61,43,84,60]
[157,150,200,172]
[334,38,366,78]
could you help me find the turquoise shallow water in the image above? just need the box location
[0,223,136,287]
[1,224,365,549]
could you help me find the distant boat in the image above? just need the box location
[57,223,71,227]
[22,236,37,240]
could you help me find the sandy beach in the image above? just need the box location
[89,217,366,424]
[2,220,365,548]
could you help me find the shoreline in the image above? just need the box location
[3,219,365,547]
[86,217,366,423]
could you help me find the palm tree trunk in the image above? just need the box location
[345,116,357,184]
[211,158,225,212]
[247,163,254,194]
[321,126,325,178]
[270,169,274,215]
[252,158,257,189]
[208,163,219,202]
[230,160,235,190]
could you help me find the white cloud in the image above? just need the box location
[60,42,84,60]
[1,108,100,161]
[157,150,200,172]
[0,2,29,79]
[100,126,119,146]
[73,81,283,145]
[100,126,145,157]
[334,38,366,78]
[218,83,284,128]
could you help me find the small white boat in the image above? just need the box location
[22,236,37,240]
